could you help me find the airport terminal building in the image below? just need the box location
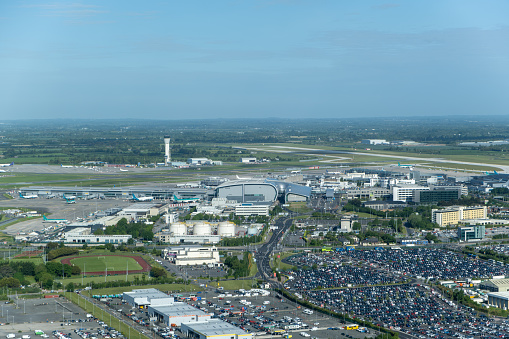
[215,179,311,204]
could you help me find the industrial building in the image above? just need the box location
[148,303,212,326]
[162,246,221,266]
[480,279,509,292]
[63,227,131,245]
[181,319,252,339]
[488,292,509,310]
[432,206,487,227]
[123,289,174,309]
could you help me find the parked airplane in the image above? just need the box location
[65,197,76,204]
[61,164,74,168]
[0,162,14,167]
[19,192,37,199]
[172,194,200,203]
[398,162,414,170]
[485,170,499,175]
[131,194,153,202]
[42,215,69,223]
[236,175,252,180]
[119,168,128,172]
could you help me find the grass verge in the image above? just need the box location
[65,292,150,339]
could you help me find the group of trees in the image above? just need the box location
[95,218,153,241]
[0,261,36,288]
[224,252,252,278]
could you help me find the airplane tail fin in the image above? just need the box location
[398,162,401,166]
[19,192,23,198]
[10,162,13,166]
[43,215,47,220]
[495,171,499,175]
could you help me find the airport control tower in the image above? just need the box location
[164,135,171,166]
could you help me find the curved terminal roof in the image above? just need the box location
[216,179,311,203]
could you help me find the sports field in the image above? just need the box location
[62,255,149,275]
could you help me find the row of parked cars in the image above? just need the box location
[288,253,404,289]
[339,247,509,280]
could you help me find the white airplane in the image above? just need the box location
[0,162,14,167]
[236,175,252,180]
[132,194,153,202]
[19,192,37,199]
[119,168,128,172]
[61,164,74,168]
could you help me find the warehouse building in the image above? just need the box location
[148,303,212,326]
[488,292,509,310]
[480,279,509,292]
[123,289,174,309]
[181,319,252,339]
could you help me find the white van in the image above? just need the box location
[6,334,15,339]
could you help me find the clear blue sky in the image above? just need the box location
[1,0,508,119]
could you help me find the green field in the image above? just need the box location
[217,279,258,290]
[56,273,145,285]
[69,256,143,273]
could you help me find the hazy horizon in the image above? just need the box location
[1,0,509,120]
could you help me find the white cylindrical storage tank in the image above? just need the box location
[247,226,259,236]
[193,222,211,236]
[169,222,187,236]
[218,222,235,237]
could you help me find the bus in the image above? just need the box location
[303,309,314,315]
[346,324,359,330]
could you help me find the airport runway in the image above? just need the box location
[240,145,509,173]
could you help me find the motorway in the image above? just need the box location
[255,217,293,286]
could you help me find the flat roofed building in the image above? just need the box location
[458,225,486,242]
[488,292,509,310]
[123,288,174,309]
[63,228,131,245]
[162,246,220,266]
[155,233,220,244]
[481,279,509,292]
[235,204,270,216]
[181,319,252,339]
[148,303,212,326]
[392,185,430,202]
[413,188,461,204]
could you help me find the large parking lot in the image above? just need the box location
[0,297,116,339]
